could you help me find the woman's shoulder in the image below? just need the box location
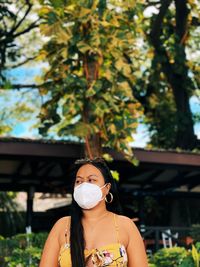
[115,214,139,232]
[54,216,71,229]
[49,216,71,235]
[51,216,71,246]
[116,214,133,223]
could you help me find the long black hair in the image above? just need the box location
[69,158,122,267]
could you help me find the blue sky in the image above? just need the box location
[0,65,200,148]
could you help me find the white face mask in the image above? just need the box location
[73,182,107,209]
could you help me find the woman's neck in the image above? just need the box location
[82,204,110,221]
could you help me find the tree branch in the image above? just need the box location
[13,2,28,26]
[9,0,32,36]
[150,0,172,47]
[0,81,54,90]
[8,56,38,69]
[12,20,39,39]
[175,0,189,44]
[0,20,39,46]
[1,84,38,89]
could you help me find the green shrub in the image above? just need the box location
[148,245,200,267]
[0,232,48,267]
[179,255,195,267]
[148,264,157,267]
[4,246,42,267]
[195,242,200,253]
[151,247,189,267]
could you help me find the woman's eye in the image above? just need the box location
[76,180,81,184]
[88,178,96,183]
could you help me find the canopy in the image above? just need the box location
[0,138,199,197]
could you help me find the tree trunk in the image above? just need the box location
[83,52,102,158]
[149,0,197,149]
[84,133,102,158]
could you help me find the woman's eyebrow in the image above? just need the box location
[76,175,84,179]
[87,174,98,178]
[76,174,98,179]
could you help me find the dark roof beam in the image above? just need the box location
[141,170,165,187]
[188,175,200,190]
[150,171,190,191]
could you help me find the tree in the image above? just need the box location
[1,0,199,152]
[0,0,44,136]
[0,89,41,136]
[0,192,24,236]
[0,0,40,86]
[132,0,200,149]
[38,0,143,162]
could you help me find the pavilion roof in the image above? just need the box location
[0,137,200,197]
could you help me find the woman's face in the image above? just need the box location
[74,164,110,194]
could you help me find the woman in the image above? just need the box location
[39,158,148,267]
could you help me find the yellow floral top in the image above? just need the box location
[58,214,128,267]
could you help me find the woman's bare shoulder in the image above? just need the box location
[49,216,71,246]
[116,214,133,223]
[55,216,70,225]
[53,216,71,230]
[49,216,70,235]
[116,214,138,232]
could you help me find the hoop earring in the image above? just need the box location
[105,192,113,203]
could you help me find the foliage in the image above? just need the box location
[38,0,143,162]
[4,246,41,267]
[0,89,41,136]
[1,233,200,267]
[196,242,200,253]
[0,232,48,267]
[0,1,43,137]
[0,0,200,152]
[0,192,25,236]
[0,0,41,86]
[132,0,200,149]
[149,245,200,267]
[192,244,200,267]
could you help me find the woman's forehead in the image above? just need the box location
[76,164,103,177]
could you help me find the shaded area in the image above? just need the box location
[0,138,200,232]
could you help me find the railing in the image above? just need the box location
[140,225,194,252]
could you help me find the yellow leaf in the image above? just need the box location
[101,69,113,82]
[108,124,117,134]
[115,58,124,71]
[39,6,52,16]
[40,22,61,37]
[100,21,111,27]
[78,7,91,17]
[64,4,76,14]
[60,48,68,59]
[115,59,131,77]
[103,153,113,162]
[56,27,71,44]
[77,41,91,53]
[192,245,199,267]
[125,136,134,142]
[37,50,48,61]
[118,81,133,98]
[111,170,120,181]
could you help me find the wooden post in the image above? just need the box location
[26,186,35,230]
